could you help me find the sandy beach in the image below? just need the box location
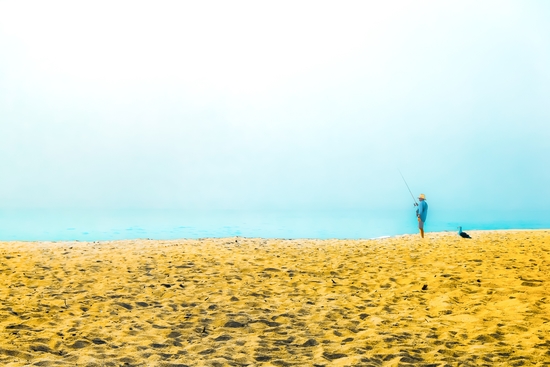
[0,230,549,366]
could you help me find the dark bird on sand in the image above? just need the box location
[458,226,471,239]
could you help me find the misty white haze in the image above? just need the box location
[1,1,549,215]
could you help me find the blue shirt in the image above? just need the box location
[416,200,428,222]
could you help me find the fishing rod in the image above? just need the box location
[398,169,418,206]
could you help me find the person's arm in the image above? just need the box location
[417,202,424,218]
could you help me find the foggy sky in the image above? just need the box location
[1,1,549,212]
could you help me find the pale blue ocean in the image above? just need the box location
[0,208,548,241]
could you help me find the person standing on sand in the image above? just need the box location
[416,193,428,238]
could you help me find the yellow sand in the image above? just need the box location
[1,230,549,366]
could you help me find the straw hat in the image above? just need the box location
[418,193,426,200]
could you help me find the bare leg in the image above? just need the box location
[420,228,424,238]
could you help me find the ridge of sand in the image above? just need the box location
[0,230,549,366]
